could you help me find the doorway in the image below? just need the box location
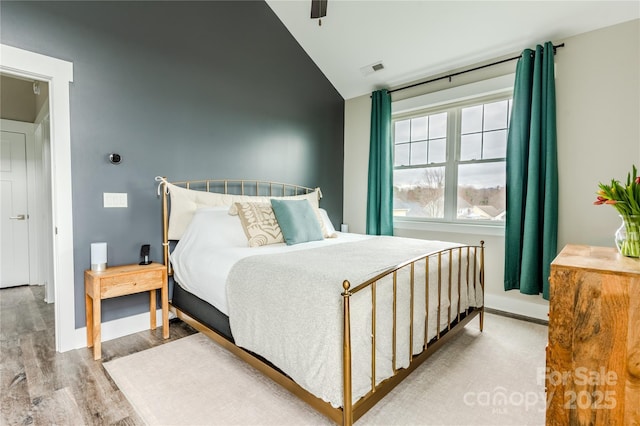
[0,43,75,352]
[1,129,55,296]
[1,75,54,297]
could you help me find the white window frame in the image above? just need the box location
[392,74,514,234]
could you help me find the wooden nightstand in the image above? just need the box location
[85,263,169,360]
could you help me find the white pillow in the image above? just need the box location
[176,207,247,249]
[317,208,338,238]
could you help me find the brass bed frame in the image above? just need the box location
[159,178,485,426]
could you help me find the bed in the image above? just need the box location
[156,177,485,425]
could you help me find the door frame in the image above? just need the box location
[0,44,75,352]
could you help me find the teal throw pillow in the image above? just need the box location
[270,199,324,245]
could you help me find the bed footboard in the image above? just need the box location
[341,243,485,426]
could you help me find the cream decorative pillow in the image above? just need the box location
[235,202,284,247]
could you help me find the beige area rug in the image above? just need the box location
[104,314,547,426]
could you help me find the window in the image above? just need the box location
[393,95,511,224]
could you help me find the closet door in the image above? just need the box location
[1,129,30,287]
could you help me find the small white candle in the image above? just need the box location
[91,242,107,271]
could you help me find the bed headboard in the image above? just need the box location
[156,177,317,276]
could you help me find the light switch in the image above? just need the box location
[103,192,128,208]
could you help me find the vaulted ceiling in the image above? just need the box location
[266,1,639,99]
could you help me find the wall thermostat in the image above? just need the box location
[109,153,122,164]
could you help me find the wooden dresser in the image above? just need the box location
[547,245,640,425]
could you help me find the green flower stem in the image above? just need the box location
[619,215,640,257]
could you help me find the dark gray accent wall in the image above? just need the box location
[1,1,344,327]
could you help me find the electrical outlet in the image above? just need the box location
[103,192,128,208]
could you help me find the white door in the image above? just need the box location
[1,130,30,288]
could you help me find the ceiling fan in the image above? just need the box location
[310,0,327,26]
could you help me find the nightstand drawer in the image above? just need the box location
[100,270,163,298]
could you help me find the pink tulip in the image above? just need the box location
[635,176,640,185]
[605,200,617,205]
[593,196,608,205]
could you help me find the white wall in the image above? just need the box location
[555,19,640,249]
[343,19,640,320]
[343,94,371,235]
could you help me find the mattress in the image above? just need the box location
[171,282,234,341]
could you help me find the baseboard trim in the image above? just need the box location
[73,309,167,349]
[484,293,549,322]
[485,307,548,326]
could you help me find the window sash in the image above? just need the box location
[392,92,510,224]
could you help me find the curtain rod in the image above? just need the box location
[388,43,565,95]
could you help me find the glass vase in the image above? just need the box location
[615,214,640,258]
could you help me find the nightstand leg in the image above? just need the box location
[161,278,169,339]
[150,289,157,330]
[92,296,101,360]
[85,293,93,348]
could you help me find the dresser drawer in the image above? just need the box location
[100,270,163,298]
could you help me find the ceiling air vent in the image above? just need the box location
[360,61,385,76]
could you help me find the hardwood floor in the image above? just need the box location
[0,285,197,425]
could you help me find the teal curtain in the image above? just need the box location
[504,42,558,300]
[366,89,393,235]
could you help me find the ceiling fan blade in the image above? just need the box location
[311,0,327,19]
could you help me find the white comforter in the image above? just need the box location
[171,208,483,408]
[170,207,369,315]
